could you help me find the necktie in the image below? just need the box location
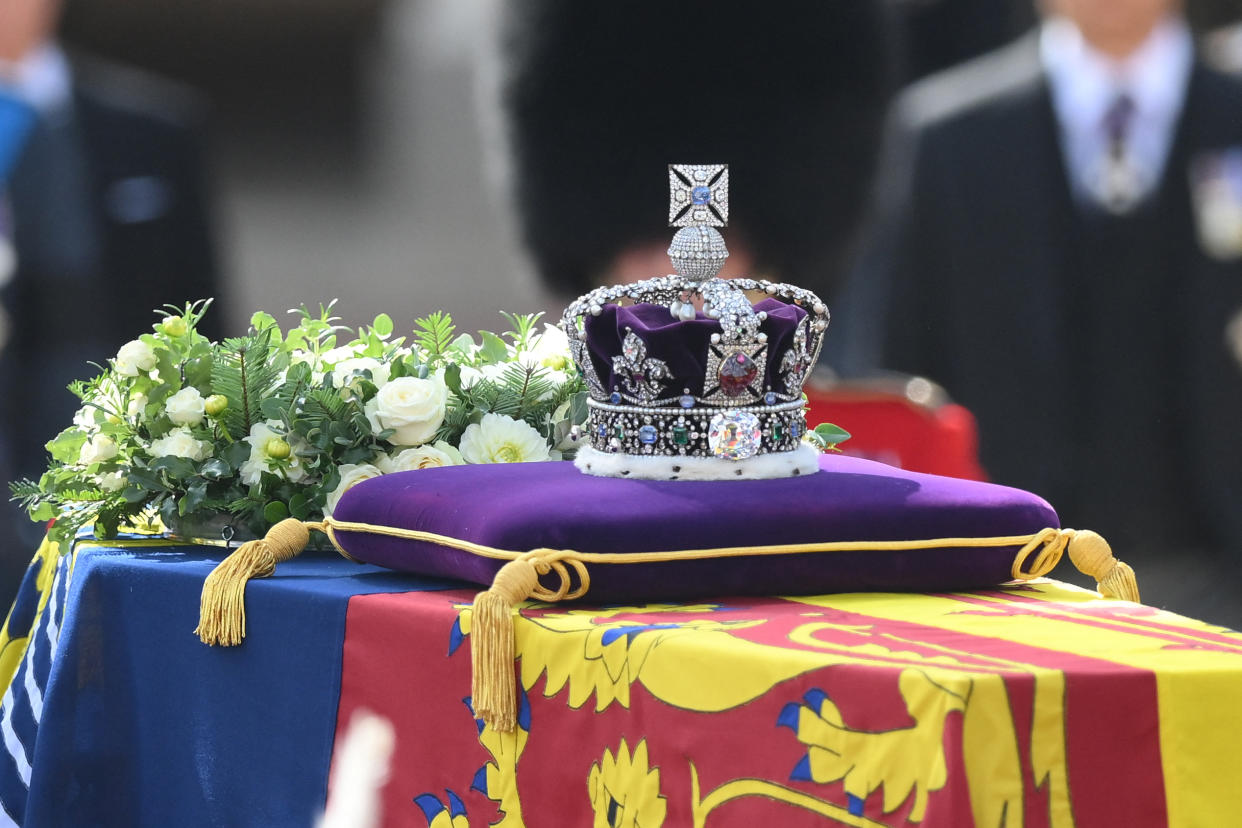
[1098,92,1142,212]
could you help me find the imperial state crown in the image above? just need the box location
[561,164,829,480]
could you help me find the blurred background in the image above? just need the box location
[3,0,1242,615]
[59,0,548,336]
[50,0,1242,333]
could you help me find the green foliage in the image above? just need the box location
[211,331,283,439]
[14,300,588,551]
[806,422,852,452]
[413,311,455,362]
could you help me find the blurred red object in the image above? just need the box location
[804,372,986,481]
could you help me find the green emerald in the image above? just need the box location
[774,423,785,441]
[672,426,690,445]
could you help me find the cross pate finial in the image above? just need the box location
[668,164,729,227]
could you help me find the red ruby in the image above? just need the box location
[718,351,757,396]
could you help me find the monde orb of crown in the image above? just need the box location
[667,226,729,281]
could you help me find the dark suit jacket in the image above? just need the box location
[831,35,1242,554]
[0,58,224,597]
[3,58,223,479]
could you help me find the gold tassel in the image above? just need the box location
[1066,529,1140,603]
[196,518,311,646]
[470,557,541,733]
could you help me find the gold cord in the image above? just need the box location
[195,515,1137,731]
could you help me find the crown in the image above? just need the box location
[561,164,829,480]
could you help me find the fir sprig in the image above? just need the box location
[413,312,456,362]
[211,331,282,439]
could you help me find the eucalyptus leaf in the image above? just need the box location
[449,333,476,355]
[813,423,852,445]
[288,492,310,520]
[263,501,290,523]
[478,331,509,364]
[200,458,231,480]
[372,313,394,338]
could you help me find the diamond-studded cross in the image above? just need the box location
[668,163,729,227]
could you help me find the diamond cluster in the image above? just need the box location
[668,164,729,227]
[587,398,805,460]
[667,226,729,281]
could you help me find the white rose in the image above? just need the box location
[459,413,551,464]
[331,357,391,394]
[97,470,126,492]
[165,387,206,426]
[115,339,157,377]
[127,393,149,419]
[78,433,119,465]
[377,440,463,474]
[324,463,384,517]
[364,375,447,446]
[148,427,212,461]
[240,421,308,484]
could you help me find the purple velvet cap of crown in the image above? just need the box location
[584,298,806,398]
[331,453,1059,603]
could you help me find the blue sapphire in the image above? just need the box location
[764,391,777,406]
[610,391,622,404]
[638,425,658,445]
[691,185,712,205]
[679,394,695,409]
[597,423,608,439]
[791,421,803,438]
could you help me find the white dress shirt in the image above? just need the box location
[1040,15,1193,209]
[0,44,72,115]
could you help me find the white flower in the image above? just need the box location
[128,393,149,419]
[73,406,98,429]
[320,345,361,365]
[114,339,157,377]
[458,363,508,390]
[520,323,572,371]
[165,387,206,426]
[459,413,550,464]
[364,375,447,446]
[331,357,391,394]
[97,471,126,492]
[377,440,463,474]
[148,428,212,462]
[324,463,384,517]
[240,421,307,485]
[78,434,119,466]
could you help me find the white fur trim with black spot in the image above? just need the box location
[573,444,821,481]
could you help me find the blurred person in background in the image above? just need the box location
[501,0,893,304]
[0,0,223,603]
[893,0,1035,80]
[831,0,1242,617]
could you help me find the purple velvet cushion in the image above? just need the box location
[332,454,1058,602]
